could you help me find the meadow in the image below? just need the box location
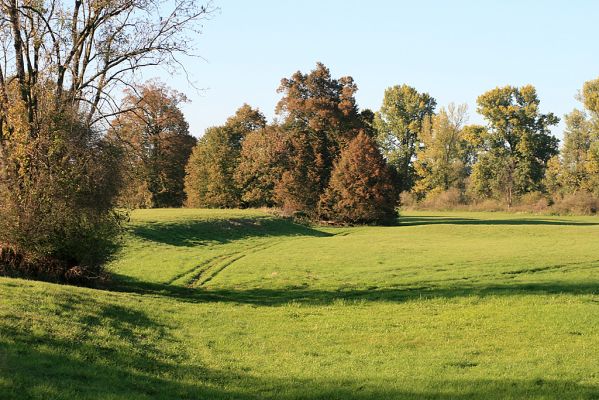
[1,209,598,399]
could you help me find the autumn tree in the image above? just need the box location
[413,104,470,197]
[274,130,328,214]
[185,105,266,207]
[109,82,196,208]
[320,132,398,224]
[0,0,215,280]
[0,88,122,281]
[470,85,559,205]
[274,62,364,215]
[374,85,437,192]
[235,125,288,207]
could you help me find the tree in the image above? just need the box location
[374,85,437,192]
[274,130,328,214]
[320,132,397,224]
[548,78,599,197]
[235,125,288,207]
[185,105,266,208]
[109,82,196,208]
[413,104,470,197]
[0,0,215,281]
[580,78,599,194]
[558,109,594,193]
[273,63,365,215]
[471,85,559,205]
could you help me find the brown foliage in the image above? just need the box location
[272,63,366,214]
[274,130,329,215]
[319,133,398,224]
[552,192,598,215]
[0,91,123,282]
[109,82,196,208]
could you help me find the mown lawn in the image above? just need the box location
[1,209,598,399]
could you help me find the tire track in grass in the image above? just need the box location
[169,242,271,287]
[189,241,281,288]
[165,253,232,285]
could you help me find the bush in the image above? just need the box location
[399,191,418,209]
[551,192,598,215]
[420,188,464,210]
[507,191,551,213]
[0,101,123,283]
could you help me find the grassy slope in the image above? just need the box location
[1,209,598,399]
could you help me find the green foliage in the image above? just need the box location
[2,209,599,399]
[471,85,559,205]
[374,84,437,192]
[413,104,471,197]
[320,132,397,224]
[185,105,266,208]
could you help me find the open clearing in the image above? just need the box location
[1,209,598,399]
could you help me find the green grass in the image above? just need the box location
[1,209,598,399]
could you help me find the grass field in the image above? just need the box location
[1,209,599,399]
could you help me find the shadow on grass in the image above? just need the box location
[131,216,332,247]
[108,274,599,307]
[399,215,599,227]
[1,291,598,399]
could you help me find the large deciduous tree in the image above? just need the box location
[235,124,288,207]
[0,0,215,281]
[470,85,559,205]
[108,82,196,208]
[413,104,471,197]
[546,78,599,197]
[374,85,437,192]
[185,105,266,208]
[274,62,364,215]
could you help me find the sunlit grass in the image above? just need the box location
[1,209,598,399]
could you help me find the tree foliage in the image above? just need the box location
[413,104,471,197]
[0,89,122,281]
[320,132,397,224]
[374,85,437,192]
[185,105,266,208]
[470,85,559,205]
[109,82,196,208]
[235,125,288,207]
[0,0,215,281]
[273,63,364,215]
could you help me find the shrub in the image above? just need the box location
[0,101,123,283]
[512,192,551,213]
[467,199,506,212]
[551,192,598,215]
[399,191,418,210]
[420,188,464,210]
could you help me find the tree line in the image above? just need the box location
[181,63,599,220]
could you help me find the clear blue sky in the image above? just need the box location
[152,0,599,140]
